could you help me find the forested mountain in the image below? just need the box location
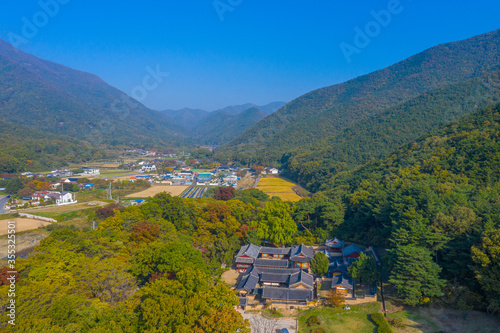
[213,102,286,115]
[0,120,107,173]
[282,72,500,191]
[193,107,268,145]
[0,38,188,147]
[160,108,211,130]
[294,102,500,311]
[217,29,500,162]
[161,102,286,134]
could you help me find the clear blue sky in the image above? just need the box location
[0,1,499,111]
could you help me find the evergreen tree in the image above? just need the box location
[389,245,445,306]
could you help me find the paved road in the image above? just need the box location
[0,195,8,215]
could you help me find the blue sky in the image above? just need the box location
[0,1,499,110]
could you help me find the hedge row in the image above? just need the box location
[371,313,393,333]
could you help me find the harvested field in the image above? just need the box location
[0,218,51,236]
[18,201,107,214]
[256,177,302,202]
[126,186,188,198]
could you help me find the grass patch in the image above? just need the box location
[30,207,97,222]
[299,302,380,333]
[262,308,284,318]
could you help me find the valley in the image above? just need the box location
[0,7,499,332]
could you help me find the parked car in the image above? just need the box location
[281,329,289,333]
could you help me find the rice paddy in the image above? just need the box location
[256,177,302,202]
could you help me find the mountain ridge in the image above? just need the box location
[218,29,500,162]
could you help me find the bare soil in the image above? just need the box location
[0,218,51,236]
[126,186,188,198]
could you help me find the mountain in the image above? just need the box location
[320,102,500,311]
[0,38,188,147]
[160,102,286,143]
[282,72,500,191]
[0,120,106,173]
[161,108,211,130]
[193,107,268,145]
[218,30,500,162]
[214,102,286,115]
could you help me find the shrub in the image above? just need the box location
[371,313,393,333]
[388,318,405,328]
[307,315,320,327]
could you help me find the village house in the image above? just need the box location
[141,164,157,172]
[265,167,279,175]
[45,191,76,205]
[81,167,100,176]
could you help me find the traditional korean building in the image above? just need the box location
[328,260,348,277]
[261,287,314,305]
[236,266,314,304]
[331,273,353,296]
[342,244,364,260]
[325,237,345,252]
[235,243,261,272]
[290,244,314,269]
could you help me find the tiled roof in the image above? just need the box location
[235,257,255,264]
[236,267,260,293]
[236,244,261,259]
[342,244,364,257]
[288,270,314,289]
[328,261,348,274]
[260,247,291,255]
[331,273,353,290]
[326,237,345,248]
[239,297,248,307]
[290,244,314,260]
[262,287,314,302]
[255,258,289,268]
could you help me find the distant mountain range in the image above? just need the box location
[161,102,286,145]
[0,37,286,151]
[217,29,500,165]
[0,38,188,148]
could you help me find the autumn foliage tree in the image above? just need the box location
[326,289,346,308]
[215,186,235,201]
[130,221,161,244]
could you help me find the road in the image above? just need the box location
[0,195,9,215]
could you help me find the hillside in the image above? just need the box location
[0,38,188,147]
[0,120,107,173]
[160,108,210,130]
[213,102,286,115]
[193,107,268,145]
[160,102,285,137]
[282,72,500,191]
[307,102,500,312]
[218,30,500,162]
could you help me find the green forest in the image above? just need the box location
[318,102,500,311]
[0,120,108,173]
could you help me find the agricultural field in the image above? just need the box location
[95,170,135,178]
[256,177,302,202]
[180,186,208,199]
[126,186,188,198]
[0,218,51,236]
